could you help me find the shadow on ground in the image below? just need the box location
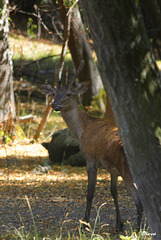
[0,143,145,239]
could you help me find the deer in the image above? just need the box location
[37,60,143,232]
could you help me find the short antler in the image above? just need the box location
[55,62,61,87]
[74,60,85,80]
[68,60,85,88]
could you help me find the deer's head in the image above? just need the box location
[37,60,90,111]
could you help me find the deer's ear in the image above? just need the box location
[37,82,56,95]
[74,81,90,94]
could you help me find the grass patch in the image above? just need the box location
[10,33,61,61]
[9,32,74,84]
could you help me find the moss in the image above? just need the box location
[91,88,106,111]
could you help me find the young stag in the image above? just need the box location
[37,60,143,232]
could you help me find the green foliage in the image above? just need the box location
[0,130,12,143]
[21,109,27,116]
[120,221,152,240]
[2,133,12,143]
[13,223,29,240]
[27,18,37,39]
[0,130,4,138]
[120,231,152,240]
[86,88,106,117]
[15,125,26,140]
[56,0,77,8]
[63,0,76,7]
[91,88,106,110]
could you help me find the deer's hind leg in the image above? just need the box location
[125,180,143,231]
[110,173,124,232]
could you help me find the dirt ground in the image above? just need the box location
[0,142,145,239]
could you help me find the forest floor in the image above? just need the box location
[0,142,146,240]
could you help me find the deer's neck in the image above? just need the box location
[61,98,90,140]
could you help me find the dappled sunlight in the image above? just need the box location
[0,142,138,239]
[0,142,48,158]
[0,169,112,183]
[0,143,123,184]
[156,60,161,70]
[0,169,88,183]
[9,34,62,61]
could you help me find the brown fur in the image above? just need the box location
[80,121,131,180]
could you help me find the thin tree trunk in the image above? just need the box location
[0,0,15,122]
[58,1,104,108]
[80,0,161,238]
[34,6,71,140]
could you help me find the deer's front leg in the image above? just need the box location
[124,180,143,232]
[84,162,97,225]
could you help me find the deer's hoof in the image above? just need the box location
[116,221,124,232]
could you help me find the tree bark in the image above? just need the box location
[80,0,161,238]
[0,0,15,122]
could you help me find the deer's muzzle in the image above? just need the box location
[51,101,62,111]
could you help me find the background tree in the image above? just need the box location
[58,0,104,107]
[80,0,161,238]
[0,0,15,122]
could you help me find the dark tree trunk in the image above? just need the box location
[0,0,15,122]
[58,1,104,107]
[80,0,161,238]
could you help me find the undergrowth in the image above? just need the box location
[4,199,152,240]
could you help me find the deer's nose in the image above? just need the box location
[51,101,62,111]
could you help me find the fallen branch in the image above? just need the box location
[22,52,70,67]
[34,99,53,140]
[17,115,37,124]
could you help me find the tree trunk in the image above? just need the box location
[80,0,161,238]
[0,0,15,122]
[58,1,104,107]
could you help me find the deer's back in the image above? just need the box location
[80,120,130,178]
